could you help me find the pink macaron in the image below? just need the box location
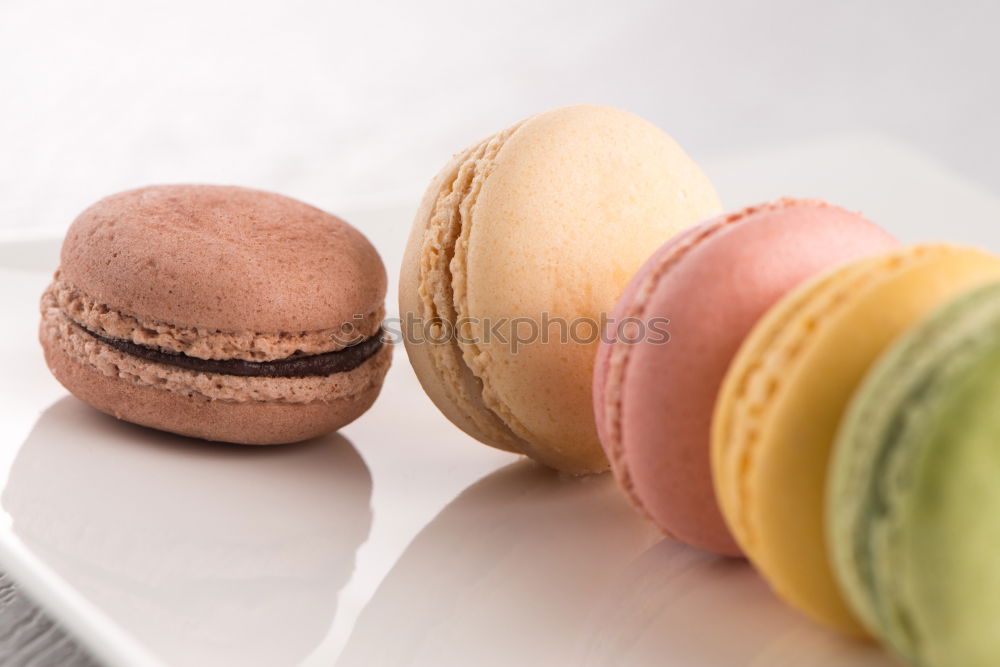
[593,199,900,556]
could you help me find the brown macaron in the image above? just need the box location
[40,184,391,444]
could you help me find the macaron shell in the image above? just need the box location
[712,260,872,550]
[457,105,722,471]
[61,184,386,333]
[896,352,1000,667]
[399,136,528,455]
[598,200,897,555]
[402,104,723,472]
[713,245,1000,635]
[829,282,1000,665]
[592,221,708,448]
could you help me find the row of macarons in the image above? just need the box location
[397,106,997,667]
[600,223,1000,667]
[40,105,996,667]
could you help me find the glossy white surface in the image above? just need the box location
[4,136,996,666]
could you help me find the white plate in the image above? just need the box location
[2,135,995,667]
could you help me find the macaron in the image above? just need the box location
[399,104,722,473]
[829,281,1000,667]
[593,199,898,556]
[712,244,1000,635]
[40,184,391,444]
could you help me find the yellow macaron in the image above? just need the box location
[712,244,1000,635]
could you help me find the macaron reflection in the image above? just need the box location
[337,462,662,667]
[3,397,373,667]
[581,541,894,667]
[337,459,895,667]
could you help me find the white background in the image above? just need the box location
[3,0,999,241]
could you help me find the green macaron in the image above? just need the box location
[828,280,1000,667]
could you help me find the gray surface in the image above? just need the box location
[0,574,97,667]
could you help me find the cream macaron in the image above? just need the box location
[400,105,722,472]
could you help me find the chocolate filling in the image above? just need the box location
[76,323,384,378]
